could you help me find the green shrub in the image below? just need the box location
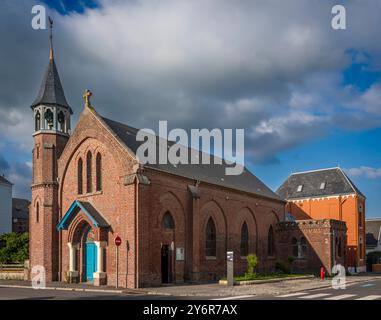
[288,255,296,264]
[246,254,258,276]
[275,260,291,274]
[0,232,29,263]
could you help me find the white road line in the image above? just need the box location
[325,294,356,300]
[299,293,332,299]
[356,295,381,300]
[212,295,255,300]
[361,283,375,288]
[278,292,308,298]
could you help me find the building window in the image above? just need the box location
[358,211,363,227]
[36,202,39,223]
[35,111,41,131]
[300,237,307,257]
[359,237,364,259]
[297,185,303,192]
[162,212,175,230]
[292,237,298,257]
[78,158,83,195]
[337,238,342,258]
[240,222,249,257]
[268,226,275,256]
[86,151,92,193]
[96,153,102,191]
[320,182,326,190]
[205,217,217,257]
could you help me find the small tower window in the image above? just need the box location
[320,182,326,190]
[96,152,102,191]
[78,158,83,195]
[58,111,65,132]
[35,111,41,131]
[36,202,39,223]
[86,151,92,193]
[297,185,303,192]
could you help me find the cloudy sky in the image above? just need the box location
[0,0,380,217]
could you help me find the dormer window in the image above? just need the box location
[297,185,303,192]
[320,182,326,190]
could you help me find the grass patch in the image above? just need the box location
[221,273,311,282]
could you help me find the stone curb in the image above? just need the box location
[0,284,124,294]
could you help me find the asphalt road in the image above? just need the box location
[1,279,381,300]
[249,279,381,300]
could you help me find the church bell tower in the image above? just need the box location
[30,18,72,281]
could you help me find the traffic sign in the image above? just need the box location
[115,236,122,247]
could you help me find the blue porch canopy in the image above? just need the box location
[57,200,110,230]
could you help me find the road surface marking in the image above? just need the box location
[356,295,381,300]
[299,293,331,299]
[361,283,375,288]
[212,295,255,300]
[325,294,356,300]
[278,292,308,298]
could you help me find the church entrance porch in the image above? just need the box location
[57,200,110,286]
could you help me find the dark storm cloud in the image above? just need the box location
[0,0,381,165]
[0,154,10,172]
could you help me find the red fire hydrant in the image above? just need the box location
[320,266,325,281]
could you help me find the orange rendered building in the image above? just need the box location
[277,167,366,273]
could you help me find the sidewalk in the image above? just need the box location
[143,274,381,297]
[1,274,380,297]
[0,279,144,295]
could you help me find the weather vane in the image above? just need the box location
[48,16,54,60]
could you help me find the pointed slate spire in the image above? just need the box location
[31,17,72,114]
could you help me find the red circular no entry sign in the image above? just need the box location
[114,236,122,247]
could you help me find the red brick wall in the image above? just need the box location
[276,219,347,275]
[30,132,69,281]
[137,168,285,287]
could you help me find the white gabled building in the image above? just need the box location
[0,175,13,234]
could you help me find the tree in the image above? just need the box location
[0,232,29,263]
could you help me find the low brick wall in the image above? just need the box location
[0,264,27,280]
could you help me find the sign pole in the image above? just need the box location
[114,235,122,289]
[227,251,234,286]
[116,245,119,289]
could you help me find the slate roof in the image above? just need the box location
[57,200,110,230]
[12,198,30,220]
[0,175,12,185]
[100,116,284,202]
[31,59,72,113]
[276,167,365,200]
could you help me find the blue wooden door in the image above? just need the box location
[85,242,97,282]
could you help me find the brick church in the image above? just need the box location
[29,27,348,288]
